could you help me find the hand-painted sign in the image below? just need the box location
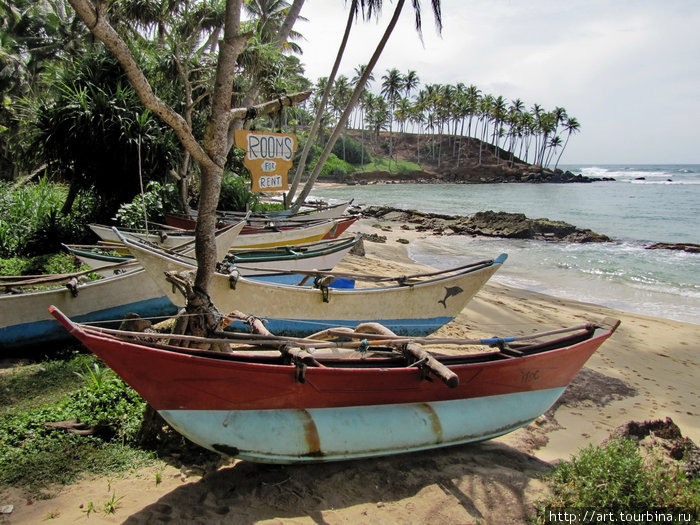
[234,130,297,192]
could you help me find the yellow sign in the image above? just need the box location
[234,130,297,192]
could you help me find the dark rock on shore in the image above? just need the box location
[605,417,700,478]
[361,206,612,243]
[646,242,700,253]
[348,166,614,185]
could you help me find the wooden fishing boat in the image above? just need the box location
[0,224,243,352]
[164,213,358,241]
[168,200,353,227]
[66,235,363,278]
[0,268,176,352]
[87,220,245,262]
[119,232,507,337]
[91,218,340,251]
[49,305,619,463]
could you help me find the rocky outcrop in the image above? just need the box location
[361,206,612,243]
[646,242,700,253]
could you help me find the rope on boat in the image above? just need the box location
[1,259,139,288]
[76,319,598,351]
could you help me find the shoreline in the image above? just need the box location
[2,220,698,524]
[342,218,700,451]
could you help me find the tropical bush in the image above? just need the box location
[0,178,98,257]
[25,49,179,220]
[536,437,699,520]
[114,181,180,229]
[0,252,82,277]
[332,134,372,165]
[0,355,153,489]
[217,171,262,212]
[319,154,355,178]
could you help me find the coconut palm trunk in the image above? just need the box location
[286,0,359,207]
[293,0,409,208]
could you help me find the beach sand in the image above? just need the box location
[2,218,698,524]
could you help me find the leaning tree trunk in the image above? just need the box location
[293,0,407,208]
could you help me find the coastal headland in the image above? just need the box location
[338,130,615,185]
[3,218,698,524]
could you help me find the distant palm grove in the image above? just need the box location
[320,67,580,171]
[0,0,579,261]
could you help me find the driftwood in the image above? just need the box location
[44,419,114,439]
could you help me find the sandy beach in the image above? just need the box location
[2,218,698,524]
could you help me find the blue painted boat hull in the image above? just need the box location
[1,269,177,353]
[1,297,177,351]
[160,387,566,463]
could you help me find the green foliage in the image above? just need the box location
[27,49,179,218]
[74,362,112,392]
[319,154,355,178]
[537,437,700,518]
[217,171,262,212]
[0,252,81,277]
[0,178,98,257]
[305,146,355,180]
[0,355,153,489]
[357,156,422,174]
[67,373,146,444]
[114,181,180,229]
[331,135,372,165]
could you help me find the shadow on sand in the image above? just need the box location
[123,440,553,524]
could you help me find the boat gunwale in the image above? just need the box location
[124,234,507,292]
[54,307,614,373]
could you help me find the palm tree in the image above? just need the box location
[244,0,307,54]
[545,135,562,168]
[381,67,404,170]
[350,64,374,128]
[68,0,310,334]
[331,75,352,160]
[477,94,493,166]
[394,96,412,133]
[403,69,420,98]
[530,103,544,163]
[555,116,580,170]
[287,0,367,206]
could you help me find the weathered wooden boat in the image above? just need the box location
[0,224,243,352]
[119,232,507,337]
[87,220,245,262]
[0,268,176,352]
[66,234,363,278]
[49,305,620,463]
[168,200,353,227]
[164,213,358,241]
[91,218,340,251]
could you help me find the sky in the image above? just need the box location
[295,0,700,165]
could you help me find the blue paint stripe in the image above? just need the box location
[160,387,566,464]
[0,297,177,351]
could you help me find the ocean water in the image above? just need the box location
[311,165,700,325]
